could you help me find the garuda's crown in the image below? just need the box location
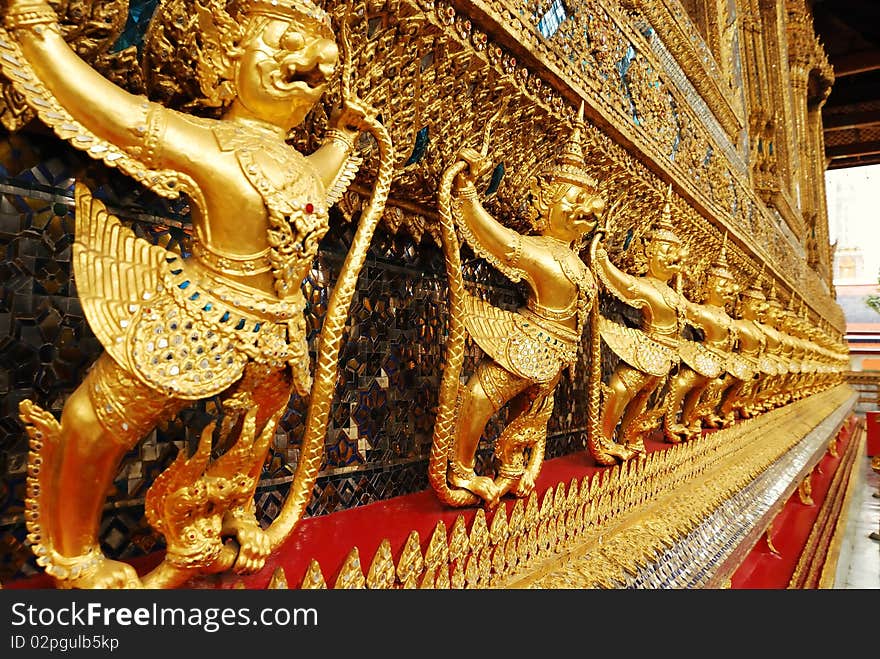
[243,0,333,35]
[542,102,598,190]
[651,184,682,245]
[707,233,735,280]
[741,266,766,301]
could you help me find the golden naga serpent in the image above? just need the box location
[141,12,395,587]
[264,20,394,553]
[428,106,511,508]
[587,232,604,461]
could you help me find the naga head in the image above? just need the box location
[145,408,273,571]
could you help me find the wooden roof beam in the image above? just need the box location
[832,50,880,77]
[823,107,880,130]
[826,139,880,159]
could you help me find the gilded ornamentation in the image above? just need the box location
[335,547,367,589]
[717,274,769,423]
[3,0,393,588]
[366,538,395,589]
[663,235,740,441]
[590,187,689,462]
[797,474,814,507]
[0,0,851,590]
[300,559,328,589]
[293,386,853,589]
[428,104,604,507]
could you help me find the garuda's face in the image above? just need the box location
[707,274,738,305]
[545,184,604,241]
[647,239,683,280]
[236,17,338,130]
[742,297,768,319]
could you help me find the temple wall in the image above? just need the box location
[0,0,847,583]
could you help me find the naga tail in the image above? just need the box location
[427,159,479,507]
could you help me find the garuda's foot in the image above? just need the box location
[591,437,636,465]
[491,476,521,508]
[223,510,271,575]
[449,469,499,506]
[664,423,688,443]
[513,470,537,498]
[686,422,703,438]
[58,556,141,590]
[625,437,646,455]
[703,414,724,429]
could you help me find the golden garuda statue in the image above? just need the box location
[589,191,693,462]
[753,284,793,412]
[717,276,770,424]
[1,0,393,588]
[782,298,812,403]
[428,105,605,508]
[661,238,740,442]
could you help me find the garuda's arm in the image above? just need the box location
[591,247,649,311]
[0,0,196,200]
[306,121,363,208]
[452,179,530,285]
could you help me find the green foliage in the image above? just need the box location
[869,268,880,314]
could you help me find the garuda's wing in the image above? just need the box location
[72,181,168,374]
[0,28,200,204]
[73,183,252,399]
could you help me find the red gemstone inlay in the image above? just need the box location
[305,203,314,213]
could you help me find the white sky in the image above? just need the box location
[825,163,880,285]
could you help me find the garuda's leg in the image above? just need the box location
[698,375,729,428]
[592,364,643,464]
[663,366,704,441]
[617,372,662,455]
[494,376,558,504]
[215,363,294,574]
[20,353,185,589]
[678,370,711,436]
[449,360,530,504]
[719,374,750,424]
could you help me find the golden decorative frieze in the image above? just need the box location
[790,431,858,588]
[620,0,745,142]
[335,547,367,589]
[0,0,845,327]
[2,0,394,589]
[267,567,289,589]
[300,560,328,589]
[293,385,853,589]
[0,0,847,591]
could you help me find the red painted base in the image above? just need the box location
[866,411,880,456]
[728,415,858,589]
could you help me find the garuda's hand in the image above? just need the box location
[330,96,378,134]
[589,225,607,264]
[456,146,494,180]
